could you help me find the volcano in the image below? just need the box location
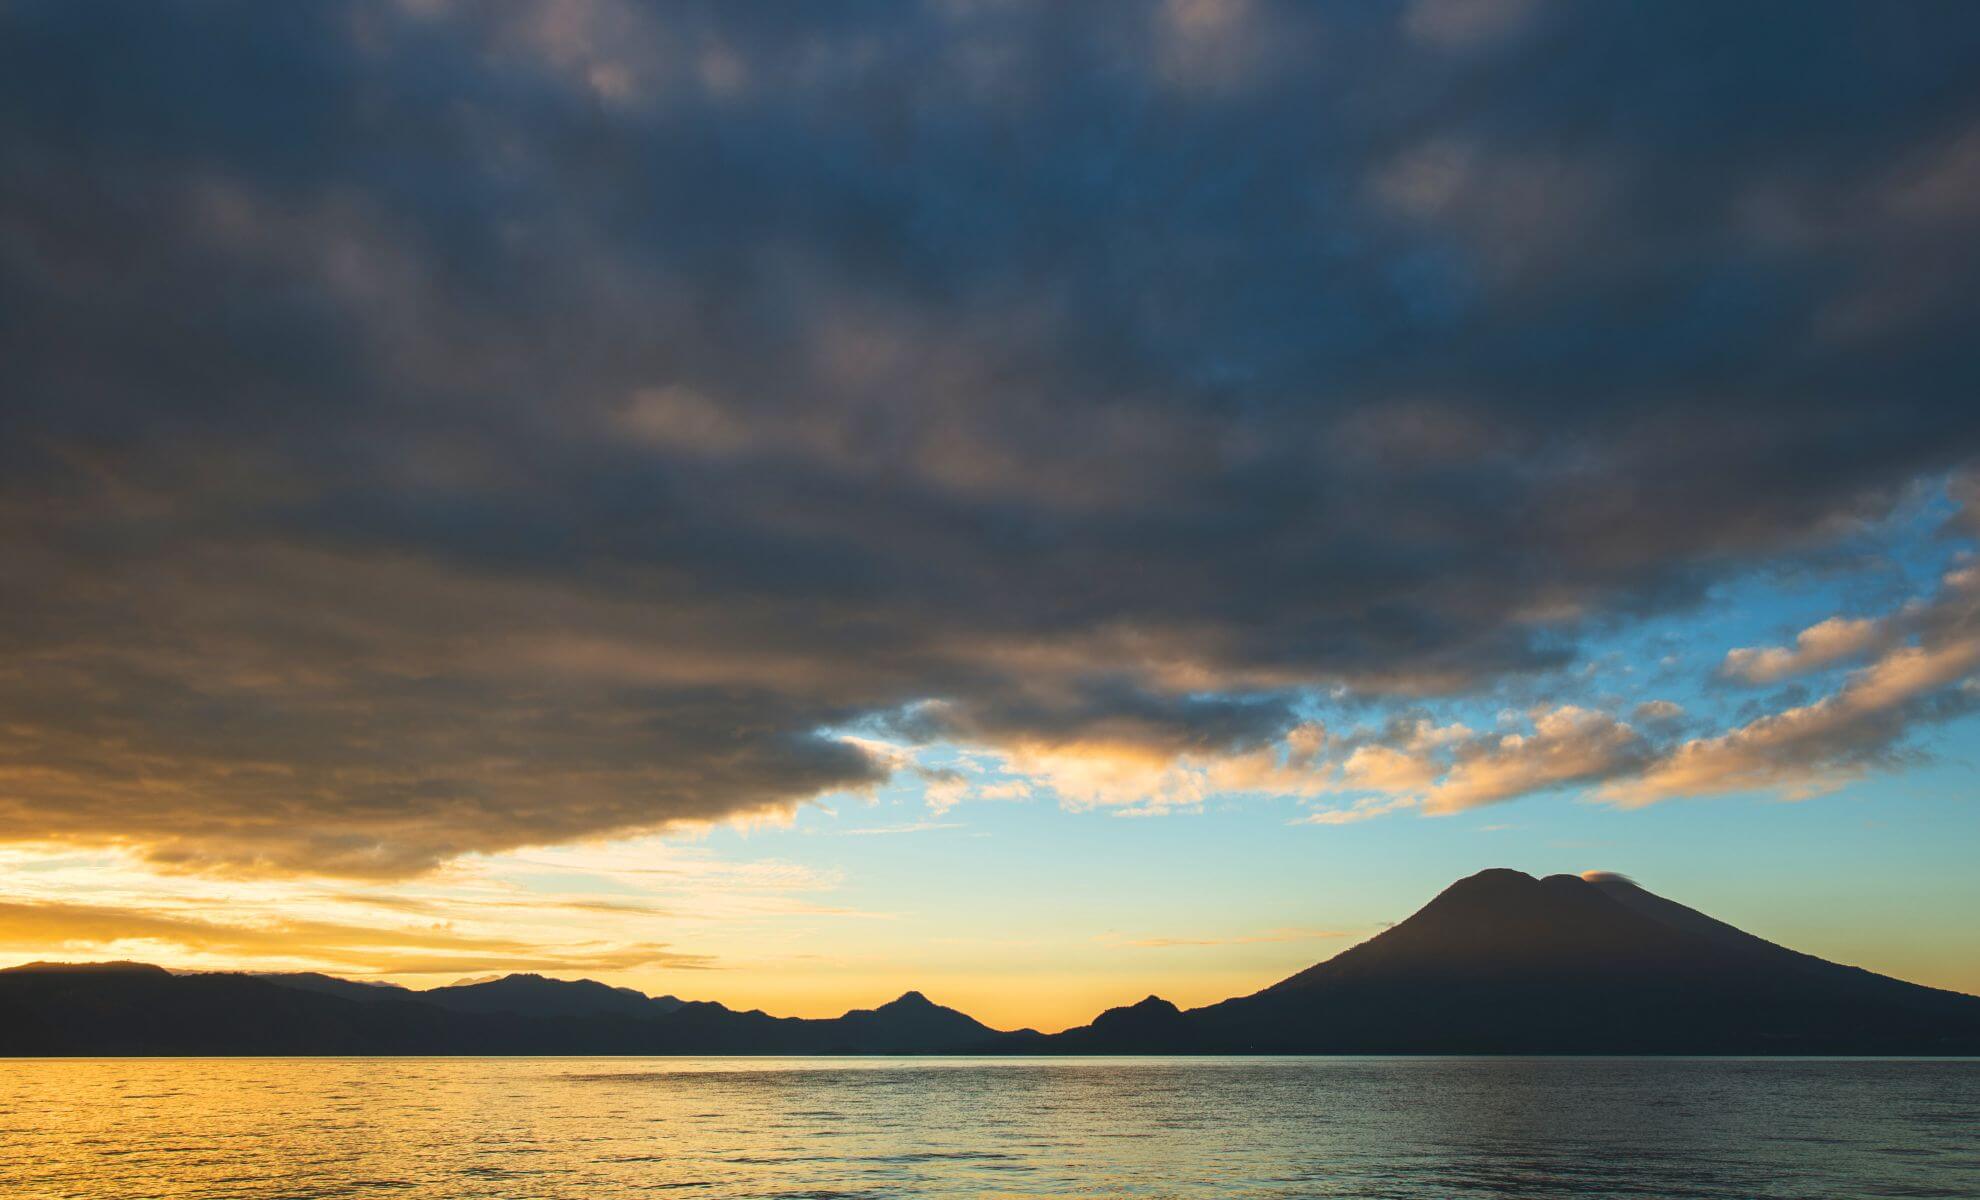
[1027,869,1980,1054]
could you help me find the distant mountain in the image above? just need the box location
[1016,869,1980,1055]
[6,960,174,975]
[252,972,413,1005]
[823,991,998,1053]
[417,973,686,1019]
[3,870,1975,1055]
[0,963,475,1055]
[1034,995,1189,1053]
[0,963,994,1056]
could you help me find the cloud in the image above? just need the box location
[944,713,1341,816]
[1296,795,1420,826]
[1101,926,1354,949]
[1424,706,1648,813]
[1612,651,1980,805]
[1948,469,1980,537]
[917,769,972,815]
[1279,705,1645,820]
[1341,745,1441,793]
[839,821,962,837]
[1403,0,1540,50]
[1154,0,1280,93]
[0,898,711,975]
[2,2,1980,872]
[0,834,884,979]
[1292,564,1980,820]
[1608,565,1980,804]
[1631,699,1686,727]
[1722,616,1890,684]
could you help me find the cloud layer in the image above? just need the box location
[1285,562,1980,821]
[5,1,1980,872]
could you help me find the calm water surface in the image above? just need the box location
[2,1057,1977,1199]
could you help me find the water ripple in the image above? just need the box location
[2,1056,1976,1199]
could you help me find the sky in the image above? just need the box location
[2,0,1980,1033]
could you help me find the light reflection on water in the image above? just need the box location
[2,1056,1977,1198]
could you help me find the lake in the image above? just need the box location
[2,1057,1976,1198]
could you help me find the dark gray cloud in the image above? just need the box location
[4,0,1980,872]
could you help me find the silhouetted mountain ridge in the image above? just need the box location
[0,964,996,1055]
[1026,869,1980,1054]
[4,870,1975,1055]
[251,972,413,1005]
[418,973,686,1019]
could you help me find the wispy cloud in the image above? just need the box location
[0,898,712,975]
[1099,928,1356,949]
[839,822,964,837]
